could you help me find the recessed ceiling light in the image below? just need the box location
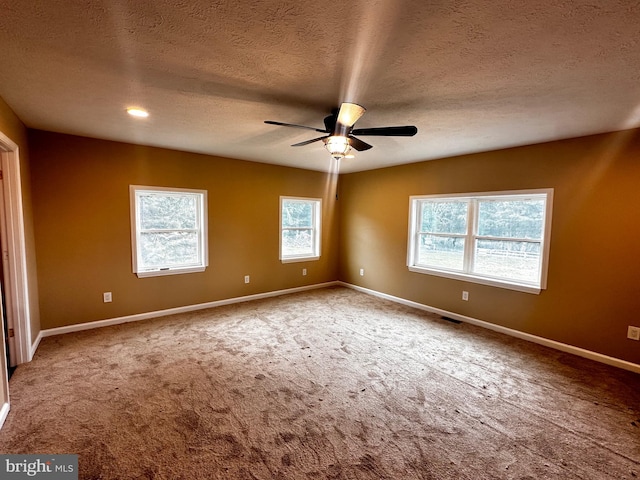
[126,107,149,118]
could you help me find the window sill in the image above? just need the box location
[281,255,320,264]
[408,265,542,294]
[135,266,207,278]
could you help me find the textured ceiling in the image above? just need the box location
[1,1,639,173]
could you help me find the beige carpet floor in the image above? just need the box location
[1,286,639,479]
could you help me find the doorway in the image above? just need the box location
[0,131,31,370]
[0,165,16,378]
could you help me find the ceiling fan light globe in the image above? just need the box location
[324,135,351,160]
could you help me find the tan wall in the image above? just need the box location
[29,130,339,329]
[338,129,640,365]
[25,126,640,365]
[0,97,40,345]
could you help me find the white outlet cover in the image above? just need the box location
[628,326,640,341]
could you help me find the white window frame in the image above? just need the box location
[280,196,322,263]
[407,189,553,294]
[130,185,208,278]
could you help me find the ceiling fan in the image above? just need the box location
[264,103,417,160]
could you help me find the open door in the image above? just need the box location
[1,252,14,378]
[0,130,32,430]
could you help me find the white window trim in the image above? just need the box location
[280,196,322,263]
[407,189,553,294]
[130,185,208,278]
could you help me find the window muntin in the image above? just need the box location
[408,190,553,293]
[131,186,208,277]
[280,197,321,262]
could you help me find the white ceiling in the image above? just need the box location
[1,1,639,173]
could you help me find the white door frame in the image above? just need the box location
[0,130,32,366]
[0,173,16,365]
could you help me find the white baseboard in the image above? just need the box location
[38,281,340,340]
[30,332,42,360]
[340,282,640,374]
[0,401,9,430]
[32,280,640,374]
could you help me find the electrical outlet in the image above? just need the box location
[462,291,469,301]
[628,326,640,341]
[244,275,250,284]
[359,268,364,276]
[103,292,112,303]
[302,268,307,276]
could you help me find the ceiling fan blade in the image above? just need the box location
[264,120,326,133]
[348,136,373,151]
[351,126,418,136]
[291,136,329,147]
[336,103,366,128]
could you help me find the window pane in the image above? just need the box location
[417,234,465,270]
[139,194,198,230]
[139,231,200,269]
[473,239,541,283]
[282,229,313,256]
[282,201,313,228]
[420,201,468,234]
[477,199,544,239]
